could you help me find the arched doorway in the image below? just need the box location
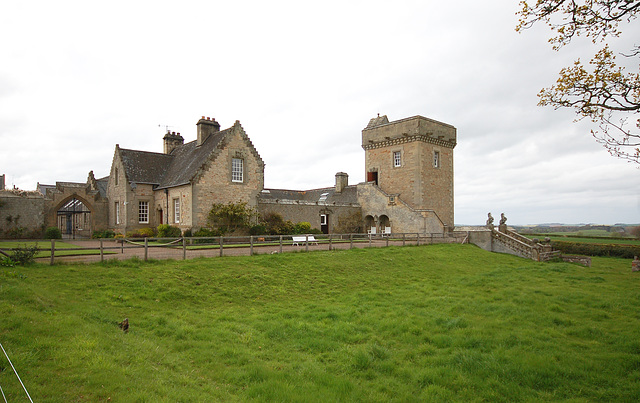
[57,198,92,239]
[379,215,391,235]
[365,215,376,235]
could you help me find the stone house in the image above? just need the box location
[0,114,456,238]
[106,117,264,234]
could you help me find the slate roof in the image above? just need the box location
[259,185,359,205]
[118,127,229,189]
[96,177,109,198]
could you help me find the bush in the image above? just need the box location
[249,224,268,235]
[4,226,25,239]
[552,241,640,259]
[157,224,182,238]
[294,222,312,234]
[183,228,192,237]
[193,228,223,238]
[44,227,62,239]
[10,244,39,265]
[92,229,116,239]
[207,202,257,235]
[0,256,15,267]
[125,228,156,238]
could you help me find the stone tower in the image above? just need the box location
[361,115,457,227]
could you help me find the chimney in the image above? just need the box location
[335,172,348,193]
[197,116,220,146]
[0,174,4,190]
[163,131,184,154]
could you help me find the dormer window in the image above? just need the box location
[434,151,440,168]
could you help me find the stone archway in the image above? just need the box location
[44,182,108,238]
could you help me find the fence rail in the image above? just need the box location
[1,232,469,265]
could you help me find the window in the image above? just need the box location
[174,198,180,223]
[139,201,149,224]
[115,202,120,225]
[320,214,327,225]
[318,192,329,202]
[393,151,401,167]
[114,168,119,186]
[434,151,440,168]
[232,158,243,182]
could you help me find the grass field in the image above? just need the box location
[1,245,639,401]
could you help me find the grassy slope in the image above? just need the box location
[1,245,639,402]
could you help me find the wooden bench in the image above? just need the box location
[292,235,319,246]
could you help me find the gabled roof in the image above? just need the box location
[158,127,229,188]
[116,123,249,190]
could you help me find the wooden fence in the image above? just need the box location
[1,232,469,265]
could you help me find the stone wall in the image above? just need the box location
[257,200,361,233]
[0,190,46,237]
[357,182,446,234]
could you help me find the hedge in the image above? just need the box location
[551,241,640,259]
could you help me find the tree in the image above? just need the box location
[207,202,258,235]
[517,0,640,163]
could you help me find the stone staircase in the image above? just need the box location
[490,227,559,262]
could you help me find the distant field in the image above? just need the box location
[1,245,639,401]
[524,235,640,245]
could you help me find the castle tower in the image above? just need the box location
[362,115,457,227]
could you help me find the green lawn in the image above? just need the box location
[1,245,639,401]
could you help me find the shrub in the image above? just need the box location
[125,228,156,238]
[157,224,182,238]
[183,228,192,237]
[92,229,116,239]
[0,256,15,267]
[249,224,268,235]
[294,222,312,234]
[44,227,62,240]
[10,244,39,265]
[207,202,257,235]
[4,226,25,239]
[552,241,640,259]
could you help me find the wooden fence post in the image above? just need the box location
[329,234,332,251]
[350,233,353,249]
[279,235,283,254]
[416,233,420,246]
[144,238,148,261]
[100,239,104,263]
[219,237,223,257]
[182,237,186,260]
[250,236,254,256]
[50,239,55,266]
[305,235,309,252]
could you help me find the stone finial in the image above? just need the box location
[498,212,508,232]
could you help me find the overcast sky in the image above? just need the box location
[1,1,638,225]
